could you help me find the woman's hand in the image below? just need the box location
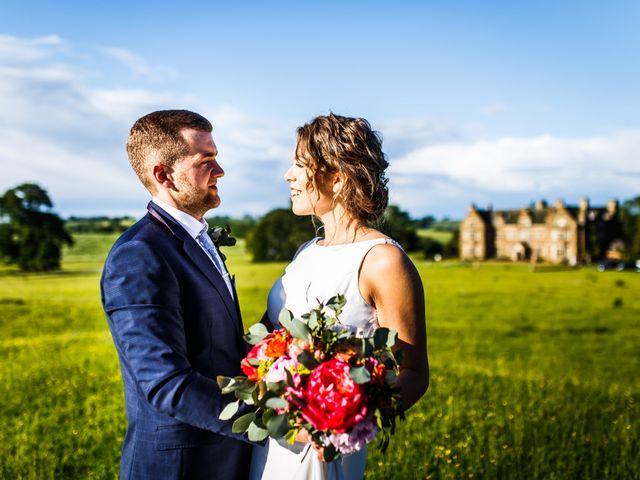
[296,428,325,460]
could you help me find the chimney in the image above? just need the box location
[607,199,618,217]
[535,199,547,210]
[580,197,589,209]
[579,197,589,223]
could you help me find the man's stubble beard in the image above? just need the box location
[173,177,220,218]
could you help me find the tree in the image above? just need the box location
[379,205,420,252]
[416,215,436,229]
[620,196,640,259]
[246,208,316,262]
[444,229,460,258]
[0,183,73,271]
[205,214,257,239]
[422,237,444,260]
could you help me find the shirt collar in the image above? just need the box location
[151,197,207,240]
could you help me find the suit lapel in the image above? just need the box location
[230,275,244,336]
[147,202,237,320]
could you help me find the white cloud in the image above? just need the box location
[390,131,640,216]
[101,47,152,76]
[0,35,297,217]
[481,103,508,115]
[0,34,637,219]
[87,88,194,119]
[0,34,64,62]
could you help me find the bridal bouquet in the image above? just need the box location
[217,295,404,461]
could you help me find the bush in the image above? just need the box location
[246,209,316,262]
[444,229,460,258]
[0,183,73,271]
[422,237,444,260]
[380,205,420,252]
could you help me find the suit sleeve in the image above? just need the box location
[101,240,253,441]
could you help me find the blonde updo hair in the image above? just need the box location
[295,113,389,225]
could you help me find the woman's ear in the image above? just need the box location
[332,172,346,194]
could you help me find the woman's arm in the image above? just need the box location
[360,243,429,410]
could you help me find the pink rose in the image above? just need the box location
[299,359,367,433]
[263,356,302,386]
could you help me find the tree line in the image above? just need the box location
[2,183,639,271]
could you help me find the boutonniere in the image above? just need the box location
[208,225,237,261]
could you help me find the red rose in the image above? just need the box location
[299,359,367,433]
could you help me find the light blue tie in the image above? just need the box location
[196,227,234,297]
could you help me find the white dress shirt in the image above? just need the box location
[151,197,234,297]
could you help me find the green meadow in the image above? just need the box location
[1,233,638,479]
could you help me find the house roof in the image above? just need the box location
[493,205,607,224]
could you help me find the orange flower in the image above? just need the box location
[265,330,292,358]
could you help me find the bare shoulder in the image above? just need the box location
[360,241,423,301]
[362,241,416,276]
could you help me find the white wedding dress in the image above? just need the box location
[249,236,399,480]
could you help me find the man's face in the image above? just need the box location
[169,128,224,218]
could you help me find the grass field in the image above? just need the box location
[1,233,638,479]
[417,228,454,245]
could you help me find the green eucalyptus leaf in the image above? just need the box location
[248,421,269,442]
[247,357,261,367]
[235,383,256,404]
[267,381,286,394]
[265,396,289,410]
[278,309,294,332]
[217,376,235,391]
[349,365,371,384]
[374,328,390,350]
[262,408,275,425]
[386,329,398,347]
[297,350,318,370]
[249,323,269,339]
[307,310,319,330]
[267,413,290,438]
[326,295,346,313]
[219,400,240,420]
[244,334,267,345]
[232,412,256,433]
[290,318,311,341]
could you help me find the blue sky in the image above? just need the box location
[1,1,639,219]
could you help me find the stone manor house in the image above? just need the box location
[459,198,623,264]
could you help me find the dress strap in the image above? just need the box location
[292,237,320,260]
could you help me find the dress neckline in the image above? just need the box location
[312,236,390,249]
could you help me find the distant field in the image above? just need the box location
[1,233,638,479]
[417,228,454,244]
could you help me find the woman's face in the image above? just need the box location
[283,153,335,217]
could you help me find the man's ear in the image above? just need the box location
[152,164,175,190]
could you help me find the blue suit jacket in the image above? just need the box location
[101,202,252,480]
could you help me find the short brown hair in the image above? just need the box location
[295,113,389,225]
[126,110,212,191]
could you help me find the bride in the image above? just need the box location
[249,113,429,480]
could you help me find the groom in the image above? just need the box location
[101,110,252,479]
